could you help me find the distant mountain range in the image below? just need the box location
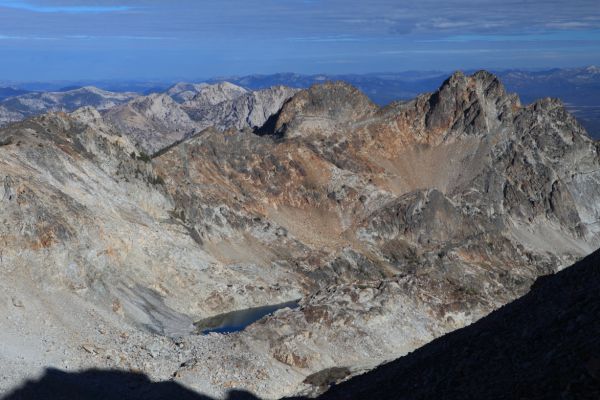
[0,86,138,127]
[1,66,599,138]
[0,87,31,101]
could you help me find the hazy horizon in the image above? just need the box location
[1,65,599,88]
[0,0,599,81]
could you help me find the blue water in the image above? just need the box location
[195,300,300,335]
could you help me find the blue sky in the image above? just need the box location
[0,0,599,81]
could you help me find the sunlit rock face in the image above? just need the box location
[102,83,298,154]
[0,71,598,399]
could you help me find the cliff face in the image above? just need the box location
[0,71,598,399]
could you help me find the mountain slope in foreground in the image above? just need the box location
[2,252,598,399]
[312,249,600,400]
[0,71,598,398]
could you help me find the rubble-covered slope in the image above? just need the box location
[312,249,600,400]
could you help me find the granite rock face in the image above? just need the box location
[103,92,200,154]
[183,82,248,107]
[184,85,299,131]
[102,83,297,153]
[0,71,598,399]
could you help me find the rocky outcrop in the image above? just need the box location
[184,85,299,131]
[0,71,598,399]
[103,93,200,153]
[268,81,377,137]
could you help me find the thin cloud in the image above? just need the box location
[66,35,174,41]
[421,30,600,43]
[0,33,170,41]
[546,22,592,29]
[380,49,498,55]
[286,35,366,43]
[0,33,57,40]
[0,1,134,14]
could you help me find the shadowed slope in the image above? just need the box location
[1,368,259,400]
[311,250,600,400]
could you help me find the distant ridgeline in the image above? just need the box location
[1,66,599,138]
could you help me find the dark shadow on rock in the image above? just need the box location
[296,250,600,400]
[1,368,261,400]
[252,110,280,137]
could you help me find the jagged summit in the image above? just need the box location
[183,85,299,132]
[125,92,185,113]
[423,70,520,137]
[255,71,520,141]
[101,83,297,153]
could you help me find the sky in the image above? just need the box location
[0,0,599,81]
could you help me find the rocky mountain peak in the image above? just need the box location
[131,92,178,110]
[270,81,378,137]
[102,92,198,153]
[166,82,209,103]
[186,82,248,107]
[424,70,519,137]
[585,65,600,74]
